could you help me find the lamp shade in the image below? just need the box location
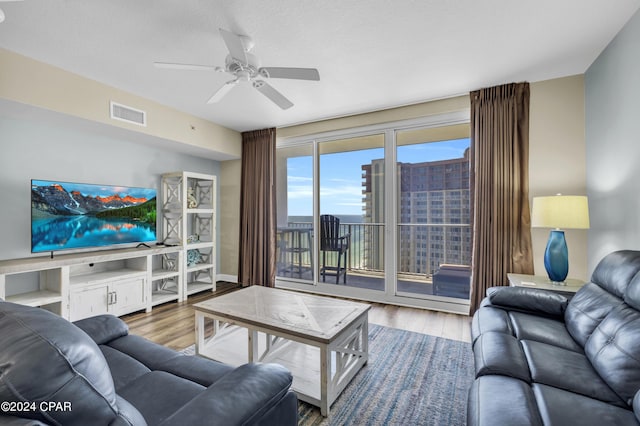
[531,195,590,229]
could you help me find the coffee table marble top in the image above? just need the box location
[194,286,370,343]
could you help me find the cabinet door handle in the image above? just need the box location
[113,292,118,305]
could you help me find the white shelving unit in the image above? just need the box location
[2,267,65,314]
[162,171,216,300]
[1,171,216,318]
[150,250,182,306]
[0,246,183,321]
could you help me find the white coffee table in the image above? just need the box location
[193,286,370,416]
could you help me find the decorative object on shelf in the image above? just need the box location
[158,278,178,291]
[187,234,200,244]
[162,254,177,271]
[187,187,198,208]
[531,194,590,283]
[187,249,202,267]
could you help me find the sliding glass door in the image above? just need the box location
[275,144,314,284]
[395,125,471,301]
[318,134,385,291]
[276,113,471,312]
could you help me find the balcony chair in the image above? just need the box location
[277,227,313,279]
[320,214,350,284]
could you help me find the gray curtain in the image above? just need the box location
[238,128,276,287]
[469,82,534,315]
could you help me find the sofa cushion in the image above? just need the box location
[590,250,640,298]
[564,250,640,348]
[0,302,123,425]
[102,333,183,369]
[107,334,233,387]
[624,272,640,311]
[532,383,637,426]
[585,304,640,406]
[522,340,624,406]
[565,283,625,347]
[508,311,582,352]
[118,371,205,425]
[100,345,152,391]
[467,376,543,426]
[473,332,530,382]
[471,306,513,342]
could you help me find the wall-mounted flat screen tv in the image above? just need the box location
[31,179,157,253]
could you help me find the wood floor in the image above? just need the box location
[122,283,472,350]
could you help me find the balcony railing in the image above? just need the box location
[279,221,471,279]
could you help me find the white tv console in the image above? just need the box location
[0,245,189,321]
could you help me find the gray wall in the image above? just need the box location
[0,106,220,261]
[585,9,640,272]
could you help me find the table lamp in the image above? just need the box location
[531,195,589,283]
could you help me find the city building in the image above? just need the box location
[362,147,471,276]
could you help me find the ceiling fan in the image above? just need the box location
[0,0,24,23]
[155,28,320,110]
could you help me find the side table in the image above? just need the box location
[507,273,586,296]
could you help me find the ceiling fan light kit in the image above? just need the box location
[155,28,320,110]
[0,0,25,24]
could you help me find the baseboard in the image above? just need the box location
[217,274,238,283]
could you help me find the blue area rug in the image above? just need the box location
[298,324,473,425]
[182,324,473,425]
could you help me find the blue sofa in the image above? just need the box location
[468,250,640,425]
[0,301,298,425]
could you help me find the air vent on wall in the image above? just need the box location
[110,101,147,127]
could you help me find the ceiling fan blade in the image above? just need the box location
[207,79,239,104]
[252,80,294,110]
[219,28,248,64]
[154,62,218,71]
[259,67,320,81]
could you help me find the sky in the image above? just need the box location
[286,138,470,216]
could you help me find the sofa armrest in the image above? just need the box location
[159,363,294,426]
[73,314,129,345]
[487,286,568,317]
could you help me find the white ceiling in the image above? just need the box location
[1,0,639,132]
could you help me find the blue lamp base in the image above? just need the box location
[544,230,569,282]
